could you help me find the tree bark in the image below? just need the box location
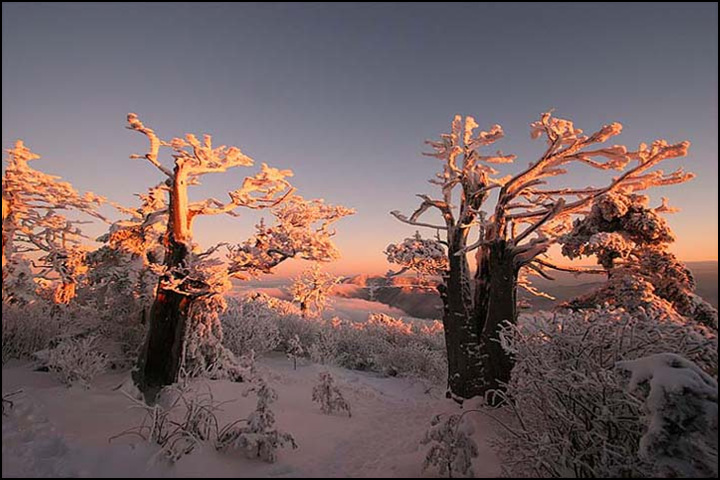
[134,165,193,401]
[133,239,191,401]
[476,240,518,398]
[441,230,485,400]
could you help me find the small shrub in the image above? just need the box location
[2,303,63,364]
[44,335,108,388]
[421,413,479,478]
[217,378,297,463]
[221,296,280,356]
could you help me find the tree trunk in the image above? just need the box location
[441,230,485,400]
[476,240,518,399]
[134,239,191,401]
[134,166,193,401]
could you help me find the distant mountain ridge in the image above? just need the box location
[337,261,718,319]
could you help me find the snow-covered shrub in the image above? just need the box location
[232,293,448,383]
[217,378,297,463]
[375,343,447,383]
[308,323,341,365]
[495,307,717,477]
[45,335,108,388]
[617,353,718,478]
[181,294,248,383]
[2,303,67,364]
[286,334,303,370]
[1,256,38,305]
[273,299,323,349]
[221,296,280,356]
[421,413,479,478]
[335,314,447,381]
[312,371,351,417]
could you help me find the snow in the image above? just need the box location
[2,356,501,478]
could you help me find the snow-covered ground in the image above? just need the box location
[2,355,500,478]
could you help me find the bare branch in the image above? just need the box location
[534,258,606,275]
[390,210,448,230]
[513,199,565,245]
[127,113,173,178]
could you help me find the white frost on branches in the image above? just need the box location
[2,141,105,303]
[385,231,449,277]
[227,196,354,279]
[289,263,340,317]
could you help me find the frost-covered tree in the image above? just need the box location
[561,192,717,327]
[289,264,340,317]
[217,378,297,462]
[226,195,354,279]
[126,114,352,399]
[390,112,692,398]
[421,413,479,478]
[2,141,105,303]
[312,371,351,417]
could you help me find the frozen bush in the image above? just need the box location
[234,293,448,383]
[495,306,717,477]
[2,303,65,364]
[617,353,718,478]
[308,322,341,365]
[312,371,351,417]
[44,335,109,388]
[221,296,280,356]
[376,343,447,383]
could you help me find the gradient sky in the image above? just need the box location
[3,3,718,277]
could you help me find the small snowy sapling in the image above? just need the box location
[421,413,479,478]
[286,334,304,370]
[217,378,297,463]
[312,371,351,417]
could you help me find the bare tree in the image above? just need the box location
[126,114,352,398]
[390,112,692,398]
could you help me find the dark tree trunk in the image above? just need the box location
[477,240,518,398]
[134,237,192,401]
[440,231,485,400]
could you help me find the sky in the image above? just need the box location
[2,2,718,277]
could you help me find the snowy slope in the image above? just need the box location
[3,356,500,478]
